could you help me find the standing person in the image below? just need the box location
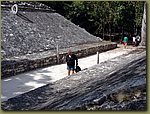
[135,35,141,46]
[132,35,136,46]
[66,49,78,76]
[123,35,128,48]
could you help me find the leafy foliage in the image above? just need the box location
[41,1,145,40]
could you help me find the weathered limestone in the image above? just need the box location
[1,48,146,111]
[1,1,110,78]
[1,1,54,12]
[1,1,102,58]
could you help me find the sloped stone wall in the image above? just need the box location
[1,1,54,12]
[1,1,102,58]
[1,48,146,111]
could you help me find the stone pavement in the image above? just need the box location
[1,45,137,101]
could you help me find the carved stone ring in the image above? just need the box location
[11,4,18,14]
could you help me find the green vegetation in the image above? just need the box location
[41,1,145,41]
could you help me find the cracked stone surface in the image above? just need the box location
[1,48,146,111]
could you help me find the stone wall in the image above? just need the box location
[1,42,117,79]
[1,1,54,12]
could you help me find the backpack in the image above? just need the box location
[75,66,81,73]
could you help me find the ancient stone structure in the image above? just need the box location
[1,48,146,111]
[1,2,146,110]
[1,1,102,58]
[1,1,54,12]
[1,42,117,79]
[1,1,117,78]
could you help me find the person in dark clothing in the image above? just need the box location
[66,49,78,75]
[135,35,141,46]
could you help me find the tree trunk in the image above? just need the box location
[109,22,111,41]
[140,3,146,46]
[122,26,124,40]
[103,27,104,39]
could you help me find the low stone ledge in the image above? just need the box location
[1,42,117,79]
[1,1,54,12]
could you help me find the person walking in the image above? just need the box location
[123,35,128,48]
[66,49,78,76]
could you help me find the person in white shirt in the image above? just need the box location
[135,35,141,46]
[132,36,136,46]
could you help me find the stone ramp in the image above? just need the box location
[1,1,101,58]
[1,48,146,110]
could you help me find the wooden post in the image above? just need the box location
[103,28,104,39]
[56,44,59,64]
[97,51,99,64]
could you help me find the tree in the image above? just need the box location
[40,1,144,41]
[140,2,146,46]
